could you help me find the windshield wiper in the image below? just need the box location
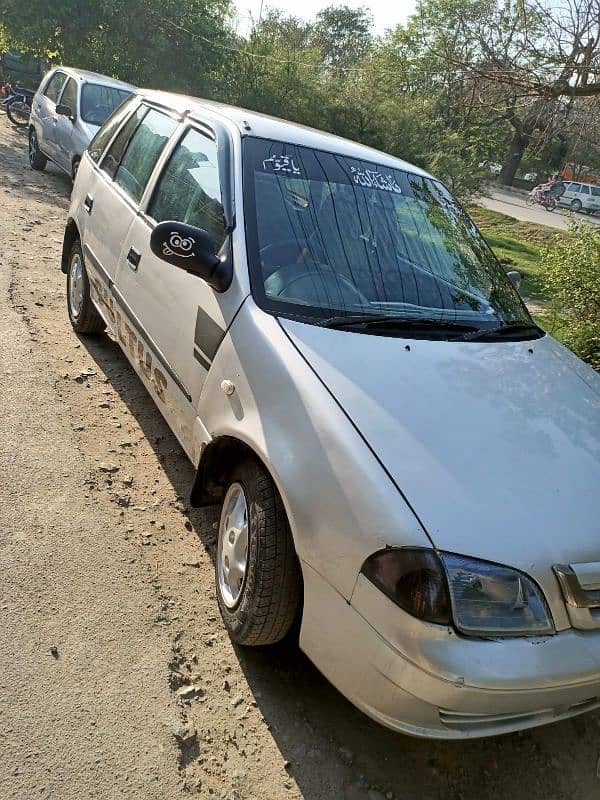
[456,322,542,342]
[318,314,479,334]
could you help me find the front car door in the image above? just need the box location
[53,75,78,174]
[34,70,67,161]
[114,121,242,458]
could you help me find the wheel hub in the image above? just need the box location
[217,483,249,609]
[69,253,84,318]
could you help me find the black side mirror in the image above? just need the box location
[507,270,522,292]
[56,103,74,119]
[150,221,231,292]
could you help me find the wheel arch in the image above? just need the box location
[62,218,80,273]
[191,435,271,508]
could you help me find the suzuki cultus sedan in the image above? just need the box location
[61,89,600,738]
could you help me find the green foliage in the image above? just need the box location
[542,223,600,370]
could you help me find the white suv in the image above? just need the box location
[61,89,600,739]
[556,180,600,214]
[29,66,133,179]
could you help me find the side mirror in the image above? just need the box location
[507,270,522,292]
[56,103,74,119]
[150,221,231,292]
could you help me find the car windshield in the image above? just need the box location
[243,137,532,333]
[81,83,131,126]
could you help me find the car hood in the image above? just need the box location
[281,320,600,574]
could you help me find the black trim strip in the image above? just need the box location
[194,307,226,361]
[193,347,212,371]
[83,245,192,402]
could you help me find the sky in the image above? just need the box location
[233,0,417,35]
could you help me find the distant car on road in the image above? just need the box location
[479,160,503,175]
[28,67,133,180]
[555,180,600,214]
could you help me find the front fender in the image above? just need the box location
[197,299,430,601]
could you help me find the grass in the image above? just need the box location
[467,205,567,300]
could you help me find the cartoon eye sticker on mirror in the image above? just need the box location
[163,232,196,258]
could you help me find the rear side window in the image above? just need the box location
[148,127,227,249]
[44,71,67,103]
[591,187,600,197]
[101,104,148,179]
[580,185,590,195]
[569,183,582,192]
[114,109,178,203]
[59,78,78,114]
[88,96,139,163]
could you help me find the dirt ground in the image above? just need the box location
[1,115,600,800]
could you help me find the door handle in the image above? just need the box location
[83,194,93,213]
[127,247,141,270]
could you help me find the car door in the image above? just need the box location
[590,185,600,212]
[81,101,172,289]
[34,70,67,160]
[53,75,78,174]
[562,182,581,207]
[114,122,239,457]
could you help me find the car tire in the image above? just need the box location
[66,240,105,334]
[571,199,582,212]
[28,128,47,170]
[216,458,302,646]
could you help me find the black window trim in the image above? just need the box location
[57,75,79,115]
[92,94,143,171]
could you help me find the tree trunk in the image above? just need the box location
[499,129,529,186]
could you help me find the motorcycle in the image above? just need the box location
[5,85,34,128]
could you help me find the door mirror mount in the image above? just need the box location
[56,103,74,120]
[507,270,522,293]
[150,221,232,292]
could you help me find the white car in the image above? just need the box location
[556,180,600,214]
[62,89,600,739]
[28,66,133,179]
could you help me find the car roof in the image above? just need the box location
[140,89,433,179]
[51,66,134,91]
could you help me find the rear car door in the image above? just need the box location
[53,76,78,174]
[590,185,600,212]
[34,70,67,160]
[114,122,236,455]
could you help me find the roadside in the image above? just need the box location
[476,186,600,232]
[2,116,600,800]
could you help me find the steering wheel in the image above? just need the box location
[87,103,112,125]
[259,238,312,270]
[265,262,369,307]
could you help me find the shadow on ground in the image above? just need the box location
[76,329,600,800]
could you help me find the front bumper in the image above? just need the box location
[299,563,600,738]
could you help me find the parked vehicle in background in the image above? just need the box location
[62,88,600,739]
[555,180,600,214]
[479,160,503,175]
[522,171,537,182]
[28,67,133,179]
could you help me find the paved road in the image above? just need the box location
[477,187,600,231]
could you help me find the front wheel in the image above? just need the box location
[216,459,302,646]
[544,198,556,211]
[66,241,106,334]
[29,128,47,170]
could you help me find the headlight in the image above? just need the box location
[361,548,451,625]
[361,548,554,637]
[441,553,554,637]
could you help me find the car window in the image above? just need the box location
[101,104,148,179]
[569,183,582,192]
[148,127,228,250]
[80,83,131,126]
[59,78,78,115]
[88,96,139,163]
[43,72,67,104]
[114,109,178,203]
[591,187,600,197]
[580,185,591,195]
